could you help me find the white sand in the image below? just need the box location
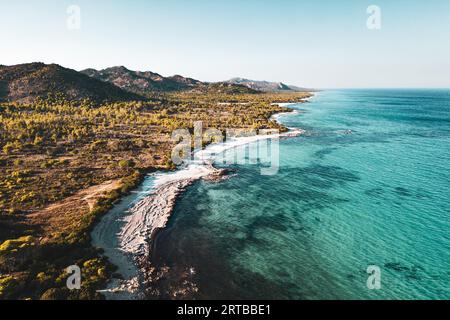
[91,100,310,299]
[118,129,302,257]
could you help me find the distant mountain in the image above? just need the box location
[0,63,142,103]
[226,78,309,92]
[81,66,258,95]
[81,66,203,95]
[189,82,259,95]
[167,74,203,87]
[0,63,313,105]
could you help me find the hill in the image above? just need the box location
[0,63,143,103]
[226,77,309,92]
[81,66,202,95]
[81,66,258,95]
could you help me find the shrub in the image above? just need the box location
[0,276,20,299]
[40,288,69,300]
[2,143,14,155]
[118,159,135,169]
[0,236,36,252]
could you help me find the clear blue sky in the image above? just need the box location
[1,0,450,88]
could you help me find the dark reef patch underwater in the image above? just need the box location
[151,90,450,299]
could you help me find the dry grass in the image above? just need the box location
[0,91,311,299]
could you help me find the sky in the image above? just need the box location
[1,0,450,88]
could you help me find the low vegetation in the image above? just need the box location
[0,90,311,299]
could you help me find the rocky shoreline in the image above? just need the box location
[91,99,312,299]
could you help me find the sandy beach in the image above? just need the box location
[91,100,310,299]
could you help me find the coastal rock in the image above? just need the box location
[202,167,234,182]
[94,109,309,299]
[119,178,193,257]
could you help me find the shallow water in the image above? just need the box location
[151,89,450,299]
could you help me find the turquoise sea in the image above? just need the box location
[151,89,450,300]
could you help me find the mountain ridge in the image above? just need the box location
[80,66,258,95]
[0,63,310,103]
[227,77,309,92]
[80,66,198,94]
[0,63,143,103]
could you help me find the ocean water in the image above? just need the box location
[151,89,450,300]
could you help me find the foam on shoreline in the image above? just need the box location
[119,127,305,256]
[91,99,310,299]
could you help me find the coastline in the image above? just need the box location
[91,96,313,299]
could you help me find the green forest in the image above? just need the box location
[0,91,310,299]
